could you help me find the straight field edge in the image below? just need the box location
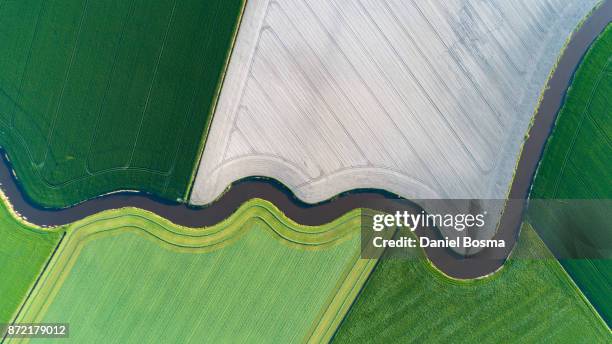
[1,233,65,344]
[305,258,378,344]
[183,0,248,202]
[524,221,610,330]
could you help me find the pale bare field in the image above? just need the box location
[190,0,597,207]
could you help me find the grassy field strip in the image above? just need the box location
[8,200,371,343]
[66,202,361,248]
[307,258,377,343]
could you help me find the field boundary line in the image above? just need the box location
[1,231,65,344]
[524,222,610,330]
[306,257,377,344]
[66,201,360,247]
[184,0,248,201]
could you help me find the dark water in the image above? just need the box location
[0,1,609,279]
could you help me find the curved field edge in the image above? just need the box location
[528,24,611,325]
[67,198,362,249]
[0,0,244,208]
[331,223,610,343]
[7,200,375,343]
[503,0,604,200]
[530,23,611,198]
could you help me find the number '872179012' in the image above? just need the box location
[2,323,69,338]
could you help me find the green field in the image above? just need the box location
[528,25,611,325]
[333,224,610,343]
[0,196,63,324]
[9,200,373,343]
[0,0,244,207]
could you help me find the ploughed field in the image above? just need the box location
[528,25,612,326]
[0,199,63,324]
[0,0,243,207]
[8,200,373,343]
[191,0,597,206]
[333,224,610,343]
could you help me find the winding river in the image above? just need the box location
[1,1,610,279]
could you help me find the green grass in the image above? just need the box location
[10,200,368,343]
[0,197,63,324]
[0,0,244,207]
[528,25,611,325]
[332,224,610,343]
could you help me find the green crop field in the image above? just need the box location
[0,196,63,324]
[333,223,610,343]
[9,200,374,343]
[0,0,244,207]
[528,25,611,325]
